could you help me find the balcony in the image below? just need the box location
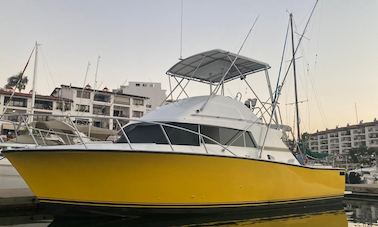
[353,136,366,141]
[339,131,351,136]
[341,143,352,148]
[353,141,366,147]
[353,129,365,134]
[4,96,27,108]
[94,93,111,103]
[341,137,351,142]
[114,95,130,105]
[330,139,339,144]
[113,106,130,118]
[34,99,53,110]
[93,104,110,116]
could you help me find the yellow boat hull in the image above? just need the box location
[4,150,345,211]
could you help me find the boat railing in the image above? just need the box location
[0,113,242,156]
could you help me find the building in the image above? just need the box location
[309,120,378,157]
[116,82,166,111]
[51,84,149,130]
[0,89,71,122]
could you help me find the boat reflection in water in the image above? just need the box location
[49,210,349,226]
[345,198,378,225]
[0,203,349,227]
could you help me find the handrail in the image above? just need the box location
[0,113,247,156]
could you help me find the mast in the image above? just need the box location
[290,14,301,145]
[30,41,40,122]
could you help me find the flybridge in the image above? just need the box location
[166,49,270,85]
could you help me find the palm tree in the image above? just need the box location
[5,72,28,92]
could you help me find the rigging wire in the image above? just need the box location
[199,15,259,112]
[274,0,319,95]
[259,0,319,158]
[39,46,57,91]
[1,46,36,119]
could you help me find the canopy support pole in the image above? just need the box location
[160,77,185,106]
[173,76,189,98]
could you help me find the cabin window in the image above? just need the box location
[117,122,200,146]
[116,122,256,148]
[200,125,244,147]
[119,123,168,144]
[163,122,199,146]
[245,131,256,147]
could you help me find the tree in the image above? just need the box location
[349,146,378,165]
[5,72,28,92]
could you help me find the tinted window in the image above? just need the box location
[117,123,168,144]
[245,131,256,147]
[201,125,245,147]
[163,122,199,146]
[116,123,256,148]
[219,127,244,147]
[201,125,219,144]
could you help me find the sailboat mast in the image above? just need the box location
[289,14,301,144]
[30,41,40,120]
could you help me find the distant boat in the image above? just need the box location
[3,49,345,215]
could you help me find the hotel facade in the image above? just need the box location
[309,120,378,158]
[0,84,149,130]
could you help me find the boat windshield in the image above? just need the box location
[116,122,256,148]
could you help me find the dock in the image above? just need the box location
[0,188,37,210]
[346,184,378,198]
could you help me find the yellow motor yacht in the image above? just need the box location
[3,49,345,214]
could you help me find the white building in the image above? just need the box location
[0,89,71,122]
[309,120,378,157]
[51,85,149,130]
[116,82,166,111]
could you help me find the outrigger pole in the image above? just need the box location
[199,16,259,112]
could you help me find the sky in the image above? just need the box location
[0,0,377,133]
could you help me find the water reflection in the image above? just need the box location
[1,199,377,226]
[345,198,378,225]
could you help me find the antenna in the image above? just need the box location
[80,61,91,100]
[94,56,101,89]
[179,0,184,60]
[355,103,359,124]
